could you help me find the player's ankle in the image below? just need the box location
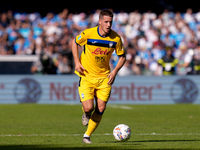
[85,112,91,118]
[84,133,90,138]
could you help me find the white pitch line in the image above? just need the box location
[107,105,133,110]
[0,133,200,137]
[135,133,200,136]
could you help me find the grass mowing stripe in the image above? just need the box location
[0,104,200,149]
[1,133,200,137]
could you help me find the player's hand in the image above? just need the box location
[75,63,86,75]
[107,72,116,85]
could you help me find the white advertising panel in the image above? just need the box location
[0,75,199,104]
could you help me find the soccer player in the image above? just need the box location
[72,9,126,143]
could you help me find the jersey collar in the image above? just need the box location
[97,26,111,38]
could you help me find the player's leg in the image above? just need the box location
[84,98,106,137]
[82,99,94,126]
[83,77,111,143]
[78,77,95,126]
[82,99,95,144]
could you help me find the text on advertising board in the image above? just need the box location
[49,82,162,101]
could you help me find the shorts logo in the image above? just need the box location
[81,93,84,99]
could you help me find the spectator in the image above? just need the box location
[0,12,9,28]
[118,60,133,76]
[58,55,72,74]
[183,8,195,24]
[1,8,200,75]
[188,51,200,74]
[117,10,129,25]
[13,33,25,54]
[39,43,59,74]
[157,46,179,75]
[175,42,193,75]
[6,19,18,43]
[77,13,89,31]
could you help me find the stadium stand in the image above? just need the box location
[0,8,200,75]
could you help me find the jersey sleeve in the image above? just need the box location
[75,30,88,47]
[115,37,125,56]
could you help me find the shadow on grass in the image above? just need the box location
[0,140,200,150]
[130,139,200,143]
[0,145,134,150]
[106,139,200,144]
[0,145,199,150]
[0,145,112,150]
[103,140,200,150]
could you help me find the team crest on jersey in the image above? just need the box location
[78,35,82,41]
[109,42,113,48]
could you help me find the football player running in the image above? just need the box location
[72,9,126,143]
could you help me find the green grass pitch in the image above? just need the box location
[0,104,200,150]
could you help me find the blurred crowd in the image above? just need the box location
[1,8,200,75]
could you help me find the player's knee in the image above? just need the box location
[99,105,106,112]
[84,105,94,113]
[96,105,106,115]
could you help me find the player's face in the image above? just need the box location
[99,16,113,35]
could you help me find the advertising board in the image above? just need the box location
[0,75,199,104]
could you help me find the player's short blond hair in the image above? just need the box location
[99,9,113,19]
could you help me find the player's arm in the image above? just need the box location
[72,38,85,75]
[72,31,88,75]
[108,54,126,85]
[108,37,126,85]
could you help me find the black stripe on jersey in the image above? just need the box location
[83,45,86,54]
[87,39,117,48]
[79,77,82,87]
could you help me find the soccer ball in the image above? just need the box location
[113,124,131,141]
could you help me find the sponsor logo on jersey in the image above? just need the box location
[92,48,110,55]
